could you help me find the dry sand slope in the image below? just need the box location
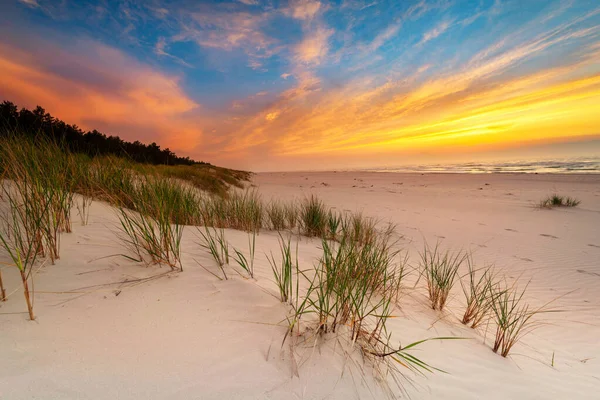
[1,172,599,399]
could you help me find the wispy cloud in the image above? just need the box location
[154,37,193,68]
[419,20,451,45]
[295,26,334,64]
[285,0,323,20]
[406,0,451,20]
[169,5,283,70]
[18,0,39,8]
[364,21,402,52]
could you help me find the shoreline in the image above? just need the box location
[258,170,600,176]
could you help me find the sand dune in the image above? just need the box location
[1,172,599,399]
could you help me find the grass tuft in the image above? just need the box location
[300,195,328,237]
[283,231,444,396]
[419,242,467,311]
[539,194,581,208]
[197,226,230,280]
[267,234,296,303]
[460,258,503,328]
[232,230,256,278]
[490,281,556,357]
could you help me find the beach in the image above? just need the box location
[1,171,599,399]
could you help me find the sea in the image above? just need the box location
[364,157,600,174]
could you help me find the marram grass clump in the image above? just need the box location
[281,231,453,398]
[460,259,504,329]
[538,194,580,208]
[419,242,467,311]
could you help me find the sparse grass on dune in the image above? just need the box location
[0,134,249,317]
[135,176,203,226]
[460,258,503,329]
[489,280,560,358]
[266,200,300,232]
[73,157,94,226]
[150,163,250,197]
[342,211,379,246]
[0,267,6,301]
[0,189,47,320]
[280,232,447,396]
[197,226,230,280]
[419,242,467,311]
[326,210,342,240]
[0,139,67,319]
[538,194,581,208]
[232,230,256,278]
[114,178,186,271]
[226,189,263,232]
[284,201,299,230]
[300,195,328,237]
[266,200,287,231]
[267,234,296,303]
[0,138,78,263]
[198,189,263,232]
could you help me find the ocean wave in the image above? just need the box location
[364,158,600,174]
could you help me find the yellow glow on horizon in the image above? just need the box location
[270,73,600,157]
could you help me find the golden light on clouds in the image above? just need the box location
[2,0,600,171]
[0,41,202,151]
[265,111,280,121]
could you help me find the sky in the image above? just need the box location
[0,0,599,171]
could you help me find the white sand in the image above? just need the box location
[1,172,599,399]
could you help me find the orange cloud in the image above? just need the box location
[0,41,202,152]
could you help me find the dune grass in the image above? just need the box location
[460,259,503,328]
[267,235,297,303]
[150,163,250,198]
[0,184,50,320]
[0,138,79,263]
[419,242,467,311]
[0,134,252,318]
[226,189,263,232]
[307,235,400,337]
[282,231,446,396]
[232,230,257,278]
[0,171,53,320]
[489,281,557,357]
[0,268,5,301]
[197,226,230,280]
[266,200,288,231]
[300,195,328,237]
[198,189,263,232]
[344,212,380,246]
[116,200,184,271]
[0,138,83,319]
[75,194,93,226]
[326,210,342,240]
[284,201,299,230]
[539,194,581,208]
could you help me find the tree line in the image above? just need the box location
[0,101,206,166]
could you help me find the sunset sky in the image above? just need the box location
[1,0,599,171]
